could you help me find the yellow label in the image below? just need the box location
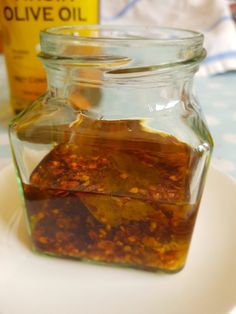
[0,0,99,111]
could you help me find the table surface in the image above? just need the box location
[0,55,236,180]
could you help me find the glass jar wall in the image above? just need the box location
[9,26,213,272]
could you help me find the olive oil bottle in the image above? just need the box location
[0,0,99,113]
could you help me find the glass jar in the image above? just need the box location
[9,26,213,273]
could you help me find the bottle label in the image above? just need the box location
[0,0,99,110]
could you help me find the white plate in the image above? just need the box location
[0,165,236,314]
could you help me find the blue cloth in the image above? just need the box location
[195,72,236,179]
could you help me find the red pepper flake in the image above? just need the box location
[38,236,48,244]
[82,175,89,181]
[129,187,139,193]
[88,231,97,240]
[120,172,128,179]
[128,236,136,242]
[52,161,60,167]
[71,162,78,169]
[88,163,97,169]
[67,181,78,188]
[124,245,132,252]
[170,175,178,181]
[92,156,99,161]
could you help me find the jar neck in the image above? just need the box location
[44,65,195,120]
[45,64,196,99]
[44,59,103,93]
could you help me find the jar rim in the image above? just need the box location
[41,25,203,45]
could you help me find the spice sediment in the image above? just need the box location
[23,119,199,272]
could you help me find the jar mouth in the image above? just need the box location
[41,25,203,43]
[40,25,205,82]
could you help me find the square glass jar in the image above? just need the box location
[9,26,213,272]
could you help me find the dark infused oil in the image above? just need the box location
[22,117,200,272]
